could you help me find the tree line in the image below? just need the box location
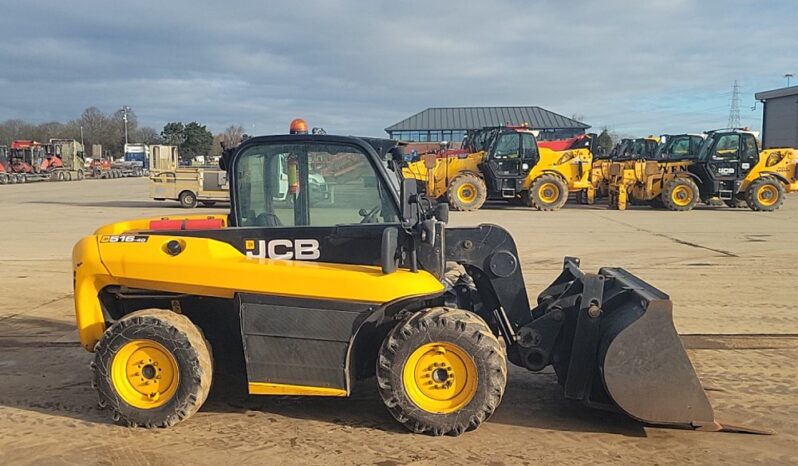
[0,107,245,164]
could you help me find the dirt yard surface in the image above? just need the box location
[1,178,796,465]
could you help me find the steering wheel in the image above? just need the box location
[358,205,381,223]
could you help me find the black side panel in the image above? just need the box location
[154,224,413,268]
[237,293,376,389]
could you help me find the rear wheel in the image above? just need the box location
[92,309,213,428]
[662,177,699,211]
[528,175,568,211]
[377,307,507,436]
[179,190,198,208]
[745,177,785,212]
[77,169,85,180]
[447,173,487,211]
[0,174,7,184]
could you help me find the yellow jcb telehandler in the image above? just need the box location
[72,125,758,435]
[402,126,595,211]
[608,129,797,211]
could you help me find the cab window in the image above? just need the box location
[741,135,759,162]
[521,133,539,164]
[712,134,740,160]
[671,138,690,156]
[234,142,400,227]
[493,133,520,159]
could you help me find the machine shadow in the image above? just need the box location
[0,315,644,437]
[0,315,110,425]
[25,200,228,209]
[203,369,647,437]
[478,199,610,211]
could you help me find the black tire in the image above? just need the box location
[200,201,217,207]
[446,173,487,211]
[179,190,198,208]
[662,177,699,211]
[376,307,507,436]
[20,174,27,183]
[528,174,569,211]
[10,174,18,184]
[92,309,213,428]
[57,171,66,181]
[745,177,785,212]
[0,174,7,185]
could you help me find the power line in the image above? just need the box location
[727,80,741,128]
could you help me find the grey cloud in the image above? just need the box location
[0,0,795,136]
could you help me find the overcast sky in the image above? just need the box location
[1,0,795,137]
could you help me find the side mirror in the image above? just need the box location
[434,202,449,223]
[380,227,399,274]
[401,178,419,226]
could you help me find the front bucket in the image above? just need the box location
[597,273,715,426]
[532,258,717,429]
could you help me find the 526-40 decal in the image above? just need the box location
[100,235,149,243]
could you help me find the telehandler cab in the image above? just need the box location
[73,125,745,435]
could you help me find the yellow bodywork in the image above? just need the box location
[590,158,613,198]
[607,160,694,209]
[73,215,445,352]
[745,148,798,192]
[402,147,594,204]
[248,382,347,397]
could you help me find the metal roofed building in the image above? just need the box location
[755,86,798,148]
[385,106,590,142]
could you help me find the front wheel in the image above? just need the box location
[745,177,785,211]
[92,309,213,428]
[446,173,487,211]
[179,191,198,208]
[528,174,569,211]
[377,307,507,436]
[662,177,699,211]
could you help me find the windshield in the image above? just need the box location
[234,142,400,227]
[697,135,716,161]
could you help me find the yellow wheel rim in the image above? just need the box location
[671,185,693,206]
[757,185,778,206]
[538,182,560,204]
[111,339,179,409]
[456,183,478,203]
[402,342,478,414]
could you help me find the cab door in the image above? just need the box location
[480,131,523,197]
[702,133,759,199]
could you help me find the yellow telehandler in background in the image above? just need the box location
[608,129,798,211]
[402,126,595,211]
